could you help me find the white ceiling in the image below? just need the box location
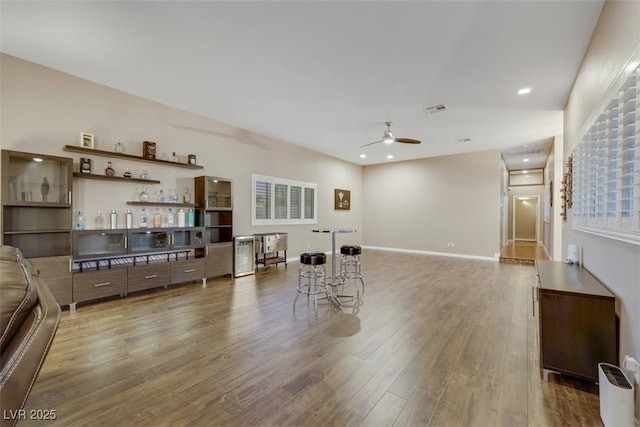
[0,1,604,169]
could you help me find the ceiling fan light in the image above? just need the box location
[382,130,394,144]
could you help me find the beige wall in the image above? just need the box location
[362,150,502,259]
[0,54,363,257]
[544,135,564,261]
[563,0,640,414]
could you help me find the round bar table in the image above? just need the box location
[312,228,356,304]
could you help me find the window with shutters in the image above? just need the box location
[252,174,317,225]
[572,57,639,245]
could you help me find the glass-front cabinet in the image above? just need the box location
[194,176,233,276]
[1,150,72,258]
[173,227,204,249]
[73,230,128,259]
[128,229,171,253]
[195,176,233,245]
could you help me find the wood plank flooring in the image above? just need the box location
[21,250,600,426]
[499,241,550,265]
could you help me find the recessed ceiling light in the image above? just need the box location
[523,158,530,162]
[518,87,532,95]
[360,154,366,158]
[386,154,394,159]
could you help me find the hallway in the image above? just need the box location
[499,240,550,265]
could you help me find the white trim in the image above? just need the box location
[573,225,640,246]
[361,245,499,262]
[251,174,317,226]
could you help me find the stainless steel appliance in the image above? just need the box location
[233,236,255,277]
[254,232,288,269]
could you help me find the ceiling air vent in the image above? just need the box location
[424,104,447,114]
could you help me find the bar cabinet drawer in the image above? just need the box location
[73,268,127,303]
[171,258,205,284]
[128,262,170,293]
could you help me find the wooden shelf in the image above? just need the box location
[73,172,161,184]
[126,201,197,208]
[63,145,204,169]
[3,201,71,208]
[3,229,71,235]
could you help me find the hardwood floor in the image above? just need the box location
[499,241,550,265]
[21,250,600,426]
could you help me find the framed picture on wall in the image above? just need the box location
[334,188,350,210]
[79,132,94,149]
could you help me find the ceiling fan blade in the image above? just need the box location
[395,138,422,144]
[360,140,383,147]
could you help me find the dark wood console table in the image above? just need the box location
[535,260,618,383]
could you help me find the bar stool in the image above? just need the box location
[338,245,365,299]
[294,252,327,317]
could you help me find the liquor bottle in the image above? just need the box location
[140,170,150,180]
[105,161,115,176]
[76,211,85,230]
[140,187,149,202]
[110,209,117,229]
[183,188,191,204]
[170,152,179,162]
[177,208,186,227]
[187,208,195,227]
[125,209,133,229]
[123,168,132,178]
[114,142,124,153]
[95,212,104,229]
[139,208,148,228]
[166,208,175,227]
[170,188,179,203]
[153,208,162,228]
[158,189,165,202]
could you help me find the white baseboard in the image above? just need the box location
[361,245,499,262]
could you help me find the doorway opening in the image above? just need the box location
[513,195,538,241]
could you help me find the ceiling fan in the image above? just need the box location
[361,121,422,147]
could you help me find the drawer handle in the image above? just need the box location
[184,269,196,273]
[145,275,158,279]
[94,282,111,287]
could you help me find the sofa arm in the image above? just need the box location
[0,259,60,427]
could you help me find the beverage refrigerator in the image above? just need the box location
[233,235,255,277]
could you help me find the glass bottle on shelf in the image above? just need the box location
[123,168,132,178]
[170,152,179,162]
[125,209,133,229]
[177,208,186,227]
[170,188,179,203]
[153,208,162,228]
[139,208,148,228]
[140,187,149,202]
[140,170,150,180]
[76,211,85,230]
[158,189,165,202]
[95,212,104,229]
[110,209,118,229]
[105,161,115,176]
[183,188,191,204]
[166,208,175,227]
[187,208,195,227]
[114,142,124,153]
